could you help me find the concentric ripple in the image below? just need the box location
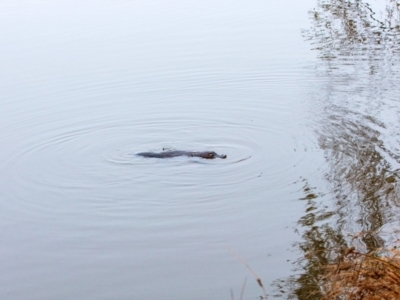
[0,98,318,221]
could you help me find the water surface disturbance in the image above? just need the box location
[0,1,320,299]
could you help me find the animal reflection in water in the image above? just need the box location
[136,150,227,159]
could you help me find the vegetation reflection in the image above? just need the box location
[278,1,400,298]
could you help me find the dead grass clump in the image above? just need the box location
[322,247,400,300]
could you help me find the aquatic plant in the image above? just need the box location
[321,246,400,299]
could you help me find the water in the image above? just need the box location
[281,1,400,298]
[4,0,400,299]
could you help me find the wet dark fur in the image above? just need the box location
[136,150,227,159]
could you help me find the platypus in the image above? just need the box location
[136,150,227,159]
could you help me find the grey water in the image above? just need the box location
[2,0,400,299]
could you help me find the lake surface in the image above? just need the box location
[1,1,399,299]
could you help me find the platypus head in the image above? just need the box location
[201,151,227,159]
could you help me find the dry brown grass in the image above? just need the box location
[321,247,400,300]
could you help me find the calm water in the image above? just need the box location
[1,1,399,299]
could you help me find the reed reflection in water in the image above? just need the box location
[280,1,400,298]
